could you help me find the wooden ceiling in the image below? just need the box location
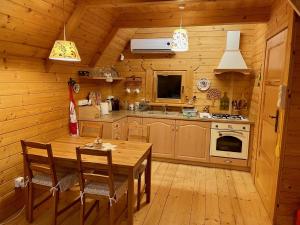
[0,0,274,68]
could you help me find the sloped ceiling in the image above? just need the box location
[0,0,274,69]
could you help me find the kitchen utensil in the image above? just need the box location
[106,96,114,111]
[220,92,230,110]
[112,97,120,111]
[129,103,134,111]
[100,102,109,115]
[135,102,140,111]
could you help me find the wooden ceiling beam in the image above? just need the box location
[115,7,270,28]
[287,0,300,16]
[45,0,88,71]
[89,27,120,67]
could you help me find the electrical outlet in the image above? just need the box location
[14,177,25,188]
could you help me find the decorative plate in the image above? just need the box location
[73,83,80,93]
[197,78,211,91]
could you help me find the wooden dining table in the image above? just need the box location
[28,135,152,225]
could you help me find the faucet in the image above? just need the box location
[162,105,167,114]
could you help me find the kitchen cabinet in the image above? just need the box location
[174,121,210,162]
[143,118,210,161]
[143,118,175,158]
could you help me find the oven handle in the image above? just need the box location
[218,131,244,136]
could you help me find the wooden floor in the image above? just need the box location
[6,162,271,225]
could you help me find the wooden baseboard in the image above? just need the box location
[152,157,251,172]
[0,188,24,221]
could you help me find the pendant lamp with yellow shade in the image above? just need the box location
[49,0,81,62]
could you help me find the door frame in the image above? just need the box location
[254,19,296,223]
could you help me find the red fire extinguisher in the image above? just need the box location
[296,209,300,225]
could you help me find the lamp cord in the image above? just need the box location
[63,0,66,40]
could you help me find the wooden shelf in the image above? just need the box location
[149,102,194,108]
[79,76,125,81]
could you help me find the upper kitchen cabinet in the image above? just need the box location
[174,121,210,162]
[143,118,175,158]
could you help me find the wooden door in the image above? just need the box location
[143,118,175,158]
[174,120,210,162]
[255,29,288,219]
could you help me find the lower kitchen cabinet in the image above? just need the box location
[174,121,210,162]
[143,118,175,158]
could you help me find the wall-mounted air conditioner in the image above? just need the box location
[130,38,175,54]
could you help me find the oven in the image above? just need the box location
[210,122,250,159]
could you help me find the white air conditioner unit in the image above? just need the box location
[130,38,175,54]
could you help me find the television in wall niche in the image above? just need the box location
[154,71,186,103]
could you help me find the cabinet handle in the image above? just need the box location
[224,160,232,164]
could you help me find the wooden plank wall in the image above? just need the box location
[113,25,260,115]
[275,17,300,225]
[248,23,267,176]
[0,56,102,220]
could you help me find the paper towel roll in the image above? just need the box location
[100,102,109,115]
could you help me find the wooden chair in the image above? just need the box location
[127,124,150,210]
[76,147,128,225]
[21,140,80,225]
[80,121,103,138]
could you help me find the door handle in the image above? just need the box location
[269,109,279,133]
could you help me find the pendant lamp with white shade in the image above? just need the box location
[171,5,189,52]
[49,0,81,62]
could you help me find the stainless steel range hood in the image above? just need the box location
[214,31,251,75]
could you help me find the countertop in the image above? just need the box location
[78,110,254,124]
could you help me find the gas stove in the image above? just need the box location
[211,113,247,121]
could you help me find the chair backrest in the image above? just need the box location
[80,122,103,138]
[21,140,58,185]
[127,124,150,143]
[76,147,115,198]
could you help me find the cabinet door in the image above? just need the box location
[127,117,143,138]
[143,118,175,158]
[174,120,210,162]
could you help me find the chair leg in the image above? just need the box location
[80,196,85,225]
[108,202,114,225]
[96,200,100,212]
[27,183,34,223]
[137,173,142,211]
[52,191,59,225]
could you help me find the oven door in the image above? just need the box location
[210,130,249,159]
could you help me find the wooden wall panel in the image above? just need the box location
[0,56,99,221]
[113,24,259,114]
[275,17,300,225]
[248,23,267,176]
